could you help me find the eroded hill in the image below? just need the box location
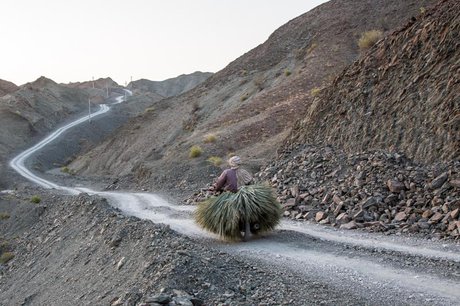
[70,0,435,196]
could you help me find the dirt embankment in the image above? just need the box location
[70,0,436,196]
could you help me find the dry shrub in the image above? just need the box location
[189,145,203,158]
[310,87,321,97]
[207,156,222,167]
[358,30,383,50]
[204,134,217,143]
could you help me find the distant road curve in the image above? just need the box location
[9,91,130,193]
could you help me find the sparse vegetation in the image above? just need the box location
[207,156,223,167]
[61,166,70,173]
[240,93,249,102]
[144,106,155,114]
[284,69,292,76]
[30,195,41,204]
[310,87,322,97]
[307,43,317,55]
[204,134,217,143]
[358,30,384,50]
[0,252,14,264]
[189,145,203,158]
[420,7,426,14]
[254,76,265,91]
[0,213,10,220]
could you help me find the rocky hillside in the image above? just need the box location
[0,79,19,97]
[128,71,213,98]
[287,0,459,164]
[0,77,105,188]
[257,0,459,239]
[70,0,435,195]
[0,188,356,305]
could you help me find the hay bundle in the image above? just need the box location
[195,184,282,240]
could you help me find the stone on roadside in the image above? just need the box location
[393,212,407,222]
[429,212,444,224]
[450,208,459,219]
[340,221,357,230]
[336,213,350,224]
[422,210,434,219]
[387,179,406,193]
[315,211,326,222]
[430,172,448,189]
[145,294,171,304]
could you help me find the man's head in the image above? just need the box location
[228,155,242,168]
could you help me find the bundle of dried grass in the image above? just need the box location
[195,184,282,240]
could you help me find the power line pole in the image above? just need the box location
[88,98,91,123]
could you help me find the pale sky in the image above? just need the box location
[1,0,328,86]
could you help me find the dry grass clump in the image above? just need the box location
[358,30,383,50]
[207,156,222,167]
[189,145,203,158]
[30,195,41,204]
[195,184,283,240]
[0,213,10,220]
[310,87,321,97]
[204,134,217,143]
[0,252,14,264]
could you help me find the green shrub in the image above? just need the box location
[204,134,217,143]
[207,156,223,167]
[61,166,70,173]
[189,145,203,158]
[284,69,291,76]
[358,30,383,50]
[0,252,14,264]
[30,195,41,204]
[0,213,10,220]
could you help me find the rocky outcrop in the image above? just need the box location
[288,0,459,164]
[129,71,213,98]
[259,145,460,239]
[0,79,19,97]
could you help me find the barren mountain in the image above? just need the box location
[287,0,459,163]
[128,71,213,98]
[65,77,120,103]
[70,0,436,196]
[0,77,107,188]
[0,79,19,97]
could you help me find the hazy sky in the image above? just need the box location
[1,0,328,86]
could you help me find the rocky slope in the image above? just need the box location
[0,188,360,305]
[128,71,213,98]
[258,0,459,238]
[287,0,459,164]
[70,0,435,195]
[0,79,19,97]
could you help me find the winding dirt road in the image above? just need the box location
[8,93,460,306]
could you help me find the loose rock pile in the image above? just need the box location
[258,145,460,239]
